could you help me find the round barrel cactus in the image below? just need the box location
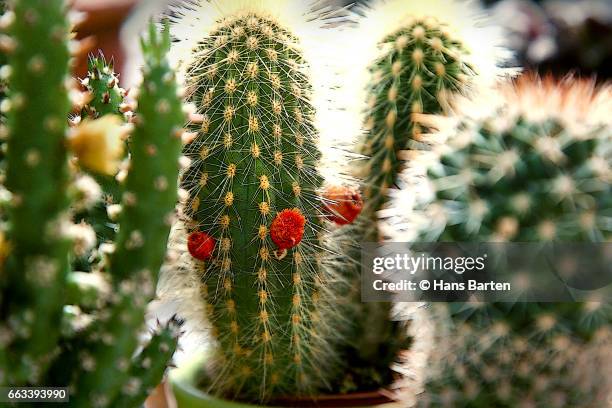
[412,77,612,407]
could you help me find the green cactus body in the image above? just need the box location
[416,79,611,407]
[329,17,477,393]
[0,1,8,168]
[179,13,335,401]
[70,23,185,405]
[0,0,72,384]
[360,18,474,227]
[81,56,126,120]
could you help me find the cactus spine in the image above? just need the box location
[176,8,341,401]
[0,2,184,403]
[413,77,611,406]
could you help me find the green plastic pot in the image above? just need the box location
[169,357,395,408]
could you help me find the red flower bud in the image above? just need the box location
[188,231,215,261]
[270,208,306,250]
[323,185,363,225]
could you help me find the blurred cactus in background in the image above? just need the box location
[323,0,510,395]
[0,1,185,405]
[409,76,612,406]
[70,55,129,271]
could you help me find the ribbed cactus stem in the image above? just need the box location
[328,16,477,393]
[180,12,335,401]
[1,0,71,385]
[71,22,185,405]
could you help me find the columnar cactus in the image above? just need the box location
[326,0,508,393]
[1,0,73,383]
[169,1,346,402]
[70,22,186,405]
[358,17,474,232]
[411,77,612,406]
[0,1,185,404]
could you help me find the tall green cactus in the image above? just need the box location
[176,10,342,402]
[358,18,474,232]
[1,0,72,384]
[413,77,611,407]
[70,22,186,405]
[0,1,184,403]
[328,2,482,393]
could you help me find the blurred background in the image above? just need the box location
[74,0,612,85]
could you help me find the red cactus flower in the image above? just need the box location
[270,208,306,250]
[188,231,215,261]
[323,185,363,225]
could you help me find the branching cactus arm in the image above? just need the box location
[70,22,185,405]
[110,317,182,408]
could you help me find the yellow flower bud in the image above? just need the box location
[68,115,127,176]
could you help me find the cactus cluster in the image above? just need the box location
[410,77,612,406]
[0,1,185,405]
[173,7,347,402]
[158,0,513,404]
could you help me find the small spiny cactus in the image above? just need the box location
[79,55,127,120]
[411,76,612,407]
[69,22,186,405]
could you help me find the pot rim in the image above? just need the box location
[169,356,395,408]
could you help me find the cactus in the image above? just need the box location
[357,17,475,233]
[411,76,612,406]
[168,1,348,402]
[0,1,184,403]
[79,55,126,120]
[0,1,8,168]
[325,0,509,393]
[69,21,186,405]
[70,56,130,268]
[0,0,73,384]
